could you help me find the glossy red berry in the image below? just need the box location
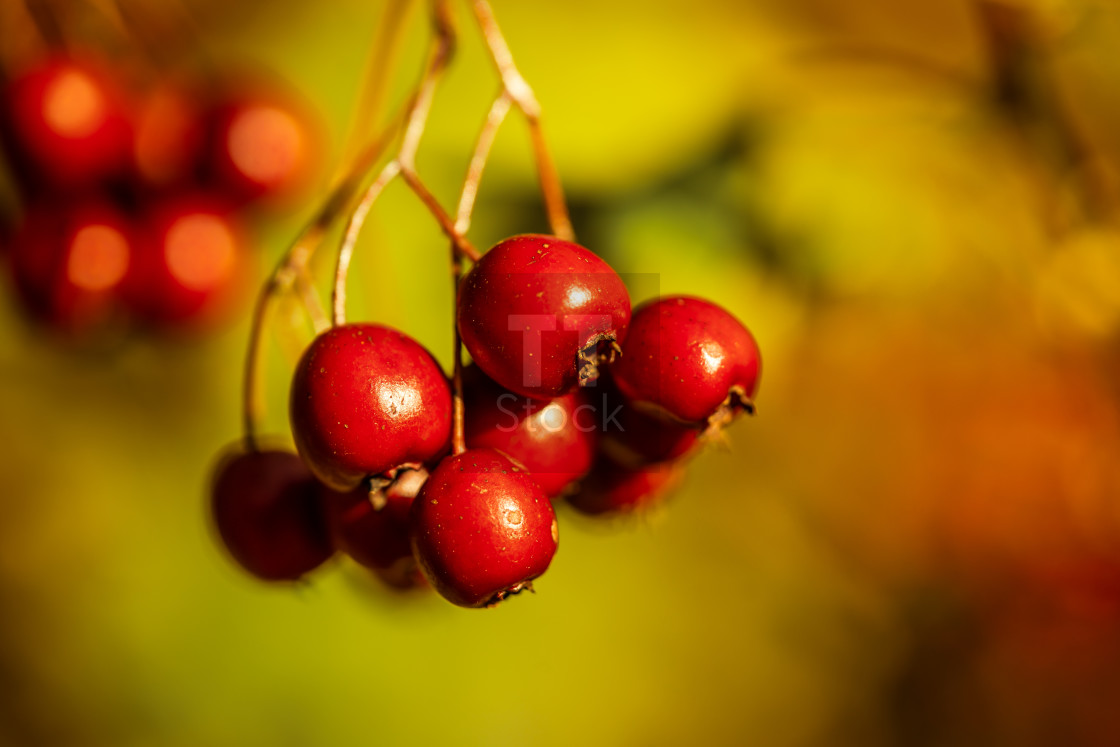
[210,448,334,581]
[463,365,598,497]
[458,234,631,399]
[611,296,761,426]
[123,194,249,328]
[321,469,426,577]
[566,458,684,516]
[1,55,132,189]
[203,84,317,205]
[411,448,558,607]
[6,199,132,333]
[290,323,452,492]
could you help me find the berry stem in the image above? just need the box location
[450,272,466,456]
[332,158,400,327]
[446,90,510,456]
[21,0,65,50]
[241,122,403,451]
[338,0,416,173]
[330,0,480,327]
[471,0,574,242]
[456,91,512,234]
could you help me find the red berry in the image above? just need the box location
[463,365,598,497]
[458,234,631,399]
[598,375,701,467]
[1,55,132,189]
[132,78,206,189]
[203,83,317,205]
[611,296,760,426]
[6,198,132,334]
[123,193,249,328]
[566,458,684,516]
[209,448,334,581]
[321,469,426,575]
[410,448,558,607]
[289,323,452,492]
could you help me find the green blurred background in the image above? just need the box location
[5,0,1120,744]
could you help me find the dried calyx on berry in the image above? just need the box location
[457,234,631,400]
[611,296,761,431]
[320,468,427,587]
[289,323,452,492]
[410,448,559,608]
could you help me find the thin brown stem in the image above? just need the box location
[330,0,483,326]
[471,0,574,241]
[450,264,466,455]
[332,159,400,326]
[294,272,329,333]
[446,89,511,455]
[400,168,480,260]
[456,92,512,233]
[339,0,416,174]
[240,116,403,450]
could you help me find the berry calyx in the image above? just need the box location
[410,448,558,607]
[209,448,334,581]
[457,234,631,399]
[321,468,426,579]
[463,365,598,497]
[611,296,761,427]
[289,323,452,492]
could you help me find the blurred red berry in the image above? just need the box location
[203,83,318,205]
[123,193,249,328]
[210,448,334,582]
[1,55,133,190]
[6,198,132,334]
[566,458,684,516]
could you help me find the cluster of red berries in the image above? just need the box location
[211,234,761,608]
[0,52,317,337]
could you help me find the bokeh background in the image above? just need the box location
[4,0,1120,744]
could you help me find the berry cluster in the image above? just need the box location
[211,233,761,608]
[0,52,317,337]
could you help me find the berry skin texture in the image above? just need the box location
[463,365,597,497]
[210,449,334,581]
[611,296,761,426]
[458,234,631,400]
[1,55,133,189]
[290,324,452,492]
[411,448,559,608]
